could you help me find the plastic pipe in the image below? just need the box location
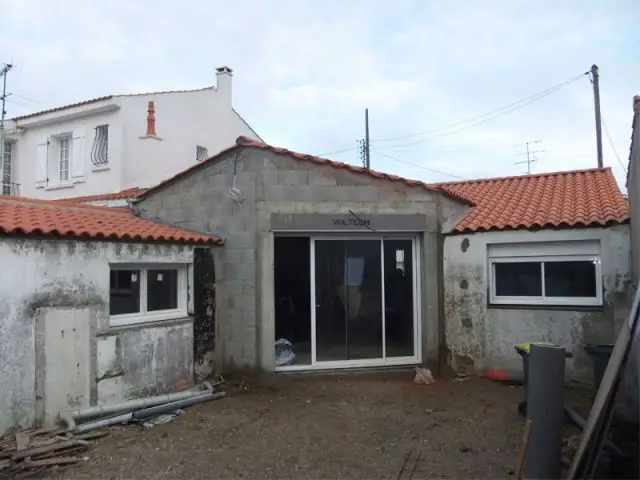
[73,412,134,434]
[524,344,566,479]
[132,392,227,419]
[59,381,213,431]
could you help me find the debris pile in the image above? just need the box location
[0,427,108,478]
[60,378,226,433]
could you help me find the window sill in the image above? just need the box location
[138,135,163,142]
[103,313,192,334]
[488,303,604,313]
[92,164,110,173]
[45,182,75,191]
[108,309,189,328]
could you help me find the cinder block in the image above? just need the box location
[277,170,309,186]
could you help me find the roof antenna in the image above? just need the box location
[513,141,545,175]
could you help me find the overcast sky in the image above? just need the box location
[1,0,638,187]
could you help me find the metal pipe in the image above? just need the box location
[73,412,134,434]
[524,344,566,479]
[564,405,624,457]
[132,392,227,419]
[59,382,213,431]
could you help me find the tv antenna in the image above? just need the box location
[513,140,545,174]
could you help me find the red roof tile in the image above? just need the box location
[12,96,114,121]
[435,167,629,233]
[60,187,148,203]
[137,136,474,205]
[0,196,220,244]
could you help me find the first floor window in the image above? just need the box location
[59,136,70,181]
[489,241,602,307]
[109,265,187,326]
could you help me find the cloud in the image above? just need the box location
[0,0,637,187]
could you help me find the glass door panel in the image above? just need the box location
[383,239,415,358]
[313,239,383,363]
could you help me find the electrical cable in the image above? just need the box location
[601,115,627,174]
[370,148,465,180]
[373,72,589,146]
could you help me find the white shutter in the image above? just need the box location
[71,130,86,181]
[36,137,49,187]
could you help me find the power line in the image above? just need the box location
[316,145,359,157]
[373,71,589,146]
[601,115,627,174]
[370,148,465,180]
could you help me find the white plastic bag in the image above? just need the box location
[275,338,296,366]
[413,366,436,384]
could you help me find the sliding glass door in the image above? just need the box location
[310,236,419,367]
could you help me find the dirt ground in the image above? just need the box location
[45,372,592,479]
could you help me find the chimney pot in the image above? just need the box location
[634,95,640,114]
[146,101,156,137]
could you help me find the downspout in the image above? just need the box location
[436,193,447,376]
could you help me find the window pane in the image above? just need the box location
[147,269,179,311]
[110,269,141,315]
[544,261,597,297]
[494,262,542,297]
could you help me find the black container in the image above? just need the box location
[584,344,614,389]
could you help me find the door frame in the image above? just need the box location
[276,233,421,371]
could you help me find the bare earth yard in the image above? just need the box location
[46,372,590,479]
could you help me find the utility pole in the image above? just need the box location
[591,64,603,168]
[364,108,370,168]
[0,63,13,187]
[513,140,545,174]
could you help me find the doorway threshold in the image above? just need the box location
[275,361,421,375]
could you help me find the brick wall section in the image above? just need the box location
[137,147,453,370]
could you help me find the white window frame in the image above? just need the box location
[109,264,189,327]
[488,241,603,307]
[2,141,12,195]
[57,135,72,182]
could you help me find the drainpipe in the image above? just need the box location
[436,193,447,376]
[59,381,214,431]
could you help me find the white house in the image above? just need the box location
[1,66,261,201]
[0,195,220,435]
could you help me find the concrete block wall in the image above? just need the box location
[137,147,453,372]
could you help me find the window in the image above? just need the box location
[109,265,188,326]
[196,145,208,162]
[489,241,602,307]
[59,136,70,181]
[2,141,13,195]
[91,125,109,166]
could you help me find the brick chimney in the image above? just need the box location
[634,95,640,114]
[216,66,233,108]
[146,101,156,136]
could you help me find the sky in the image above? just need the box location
[1,0,638,188]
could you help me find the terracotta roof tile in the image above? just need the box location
[60,187,148,203]
[12,96,114,121]
[0,196,220,244]
[137,136,474,205]
[435,167,629,233]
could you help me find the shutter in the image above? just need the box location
[36,137,49,187]
[71,130,86,180]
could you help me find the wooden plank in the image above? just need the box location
[24,456,80,467]
[11,440,80,460]
[31,445,86,461]
[15,432,29,451]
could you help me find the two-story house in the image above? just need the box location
[1,66,261,200]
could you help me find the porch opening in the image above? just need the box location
[274,234,420,371]
[274,236,312,366]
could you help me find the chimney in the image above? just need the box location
[216,66,233,108]
[634,95,640,115]
[146,101,156,137]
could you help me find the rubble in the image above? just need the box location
[0,427,106,478]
